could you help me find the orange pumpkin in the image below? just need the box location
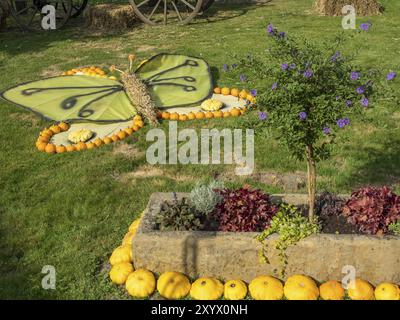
[38,135,50,143]
[49,125,61,134]
[134,120,144,128]
[161,112,170,120]
[179,114,188,121]
[93,138,104,147]
[37,142,47,152]
[187,112,196,120]
[86,142,95,149]
[133,115,142,121]
[223,111,231,118]
[195,112,205,119]
[214,87,221,94]
[117,130,127,140]
[125,127,134,135]
[205,111,214,119]
[111,134,120,142]
[169,113,179,121]
[221,87,230,95]
[66,145,76,152]
[56,145,67,153]
[213,111,223,118]
[239,90,248,99]
[76,142,87,151]
[230,108,241,117]
[132,125,140,132]
[103,137,113,144]
[58,122,69,132]
[231,88,240,97]
[45,144,56,154]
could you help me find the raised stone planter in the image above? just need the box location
[133,192,400,285]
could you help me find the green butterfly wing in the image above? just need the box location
[1,75,137,122]
[136,53,213,109]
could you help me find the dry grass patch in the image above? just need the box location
[112,143,145,160]
[314,0,382,16]
[9,112,40,127]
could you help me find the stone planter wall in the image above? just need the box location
[133,193,400,285]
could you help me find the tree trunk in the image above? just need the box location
[306,145,317,223]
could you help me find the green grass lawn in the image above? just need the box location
[0,0,399,299]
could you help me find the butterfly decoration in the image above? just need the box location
[1,53,214,125]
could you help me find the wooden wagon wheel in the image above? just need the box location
[69,0,87,18]
[9,0,72,31]
[128,0,204,25]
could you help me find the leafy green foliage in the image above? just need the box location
[238,28,378,161]
[388,221,400,236]
[256,204,321,277]
[189,180,224,215]
[155,197,203,231]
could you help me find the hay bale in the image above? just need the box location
[0,1,11,31]
[315,0,383,16]
[84,4,138,30]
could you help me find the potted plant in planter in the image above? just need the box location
[238,24,396,222]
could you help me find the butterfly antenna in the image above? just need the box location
[109,65,126,75]
[128,54,136,73]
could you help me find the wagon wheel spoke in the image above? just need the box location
[171,1,183,22]
[147,0,162,20]
[178,0,196,11]
[136,0,150,8]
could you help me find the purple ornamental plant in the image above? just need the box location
[237,24,396,221]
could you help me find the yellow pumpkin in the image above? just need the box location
[134,120,144,128]
[169,113,179,121]
[133,115,142,121]
[68,129,93,143]
[161,112,170,120]
[187,112,196,120]
[201,99,223,111]
[103,137,113,144]
[179,114,188,121]
[109,262,134,285]
[195,111,205,119]
[319,280,345,300]
[213,87,221,94]
[284,275,319,300]
[224,280,248,300]
[221,87,230,95]
[231,88,240,97]
[49,125,61,134]
[124,127,134,135]
[239,90,248,99]
[129,218,141,232]
[157,272,191,300]
[348,279,374,300]
[93,138,104,147]
[190,278,223,300]
[122,231,136,246]
[117,130,127,140]
[109,244,132,265]
[230,108,241,117]
[249,276,283,300]
[125,269,156,298]
[374,282,400,300]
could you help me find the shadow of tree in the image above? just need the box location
[338,132,400,191]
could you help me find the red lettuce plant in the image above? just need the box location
[212,187,278,232]
[342,186,400,235]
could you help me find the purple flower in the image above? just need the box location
[289,63,296,70]
[336,96,341,101]
[299,112,307,120]
[360,22,372,31]
[361,97,369,107]
[356,86,365,94]
[250,89,257,97]
[259,111,268,121]
[279,31,286,38]
[240,74,247,82]
[331,51,341,62]
[271,82,278,90]
[281,63,289,70]
[343,117,350,125]
[387,71,397,81]
[303,69,313,78]
[350,72,360,81]
[222,64,229,72]
[266,23,275,35]
[323,127,331,135]
[337,119,346,128]
[346,100,353,107]
[231,63,238,69]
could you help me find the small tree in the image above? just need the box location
[238,24,393,222]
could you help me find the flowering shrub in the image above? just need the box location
[342,186,400,235]
[238,24,397,220]
[212,187,278,232]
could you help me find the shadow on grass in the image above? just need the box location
[339,133,400,191]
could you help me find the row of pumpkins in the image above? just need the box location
[108,216,400,300]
